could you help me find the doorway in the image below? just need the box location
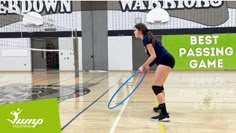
[31,37,59,72]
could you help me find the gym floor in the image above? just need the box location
[0,71,236,133]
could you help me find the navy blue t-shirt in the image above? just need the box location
[143,34,168,64]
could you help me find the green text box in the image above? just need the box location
[163,34,236,70]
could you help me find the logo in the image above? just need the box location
[119,0,224,12]
[0,84,91,104]
[0,0,72,15]
[7,108,44,128]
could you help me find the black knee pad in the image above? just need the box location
[152,86,164,95]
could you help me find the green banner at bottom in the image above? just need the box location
[0,98,61,133]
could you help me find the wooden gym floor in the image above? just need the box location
[0,71,236,133]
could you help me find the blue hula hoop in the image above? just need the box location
[108,70,147,109]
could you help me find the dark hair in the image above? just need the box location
[134,23,155,46]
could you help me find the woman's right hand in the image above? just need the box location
[138,66,144,72]
[139,66,149,72]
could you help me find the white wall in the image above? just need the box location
[0,37,82,71]
[59,37,82,71]
[108,36,133,70]
[0,38,31,71]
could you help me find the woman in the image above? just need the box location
[134,23,175,122]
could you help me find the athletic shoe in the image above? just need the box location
[151,113,170,122]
